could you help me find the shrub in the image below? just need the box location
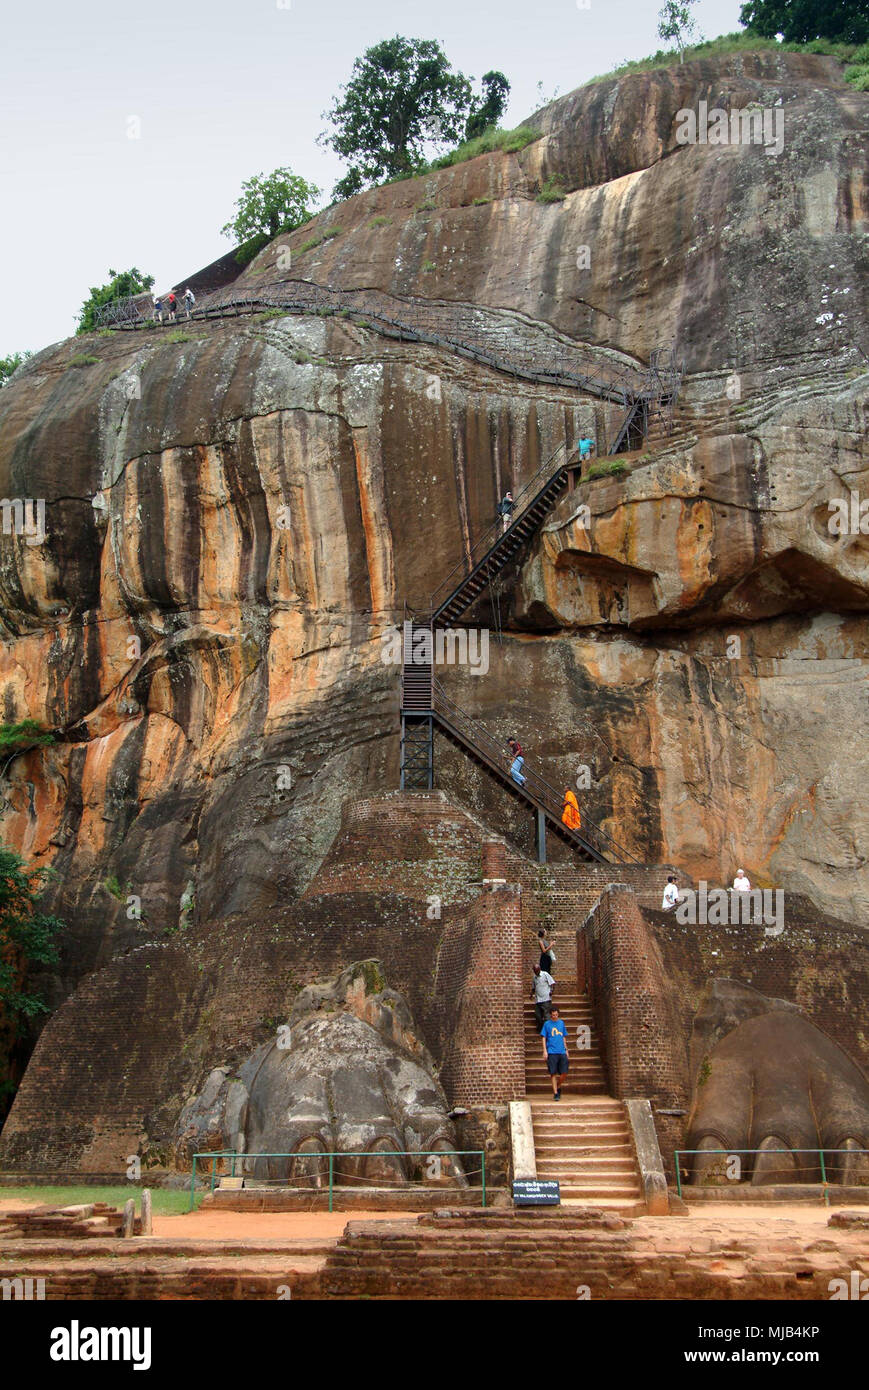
[585,459,629,480]
[537,177,567,203]
[67,353,100,368]
[472,196,490,205]
[421,259,436,272]
[369,215,391,226]
[431,124,542,170]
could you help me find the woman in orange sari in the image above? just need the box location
[561,789,581,831]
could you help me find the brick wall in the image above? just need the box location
[577,885,869,1178]
[436,888,525,1107]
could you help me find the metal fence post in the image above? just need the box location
[189,1154,197,1212]
[329,1154,334,1213]
[481,1152,486,1209]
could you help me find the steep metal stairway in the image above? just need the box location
[429,440,580,626]
[398,659,640,864]
[431,680,639,864]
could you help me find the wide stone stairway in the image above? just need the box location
[525,991,644,1214]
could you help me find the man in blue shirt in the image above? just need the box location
[541,1006,570,1100]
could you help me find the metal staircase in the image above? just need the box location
[398,346,681,863]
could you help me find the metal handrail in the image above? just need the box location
[431,677,642,865]
[189,1148,486,1212]
[97,274,661,403]
[428,438,575,618]
[674,1147,869,1204]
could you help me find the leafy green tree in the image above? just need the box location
[221,168,320,251]
[658,0,701,59]
[77,268,154,335]
[322,36,477,198]
[0,352,32,388]
[464,71,511,141]
[0,845,62,1025]
[740,0,867,43]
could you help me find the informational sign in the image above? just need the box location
[512,1179,561,1206]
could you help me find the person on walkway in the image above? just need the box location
[733,869,751,892]
[509,752,526,787]
[538,930,555,975]
[183,286,195,319]
[577,438,596,461]
[531,965,555,1030]
[662,875,679,911]
[561,789,581,831]
[153,296,164,325]
[497,491,514,534]
[541,1006,569,1100]
[167,291,178,321]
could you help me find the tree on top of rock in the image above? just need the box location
[740,0,868,43]
[657,0,701,61]
[322,36,504,199]
[77,268,154,335]
[221,168,321,249]
[464,71,511,141]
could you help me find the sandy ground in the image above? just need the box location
[3,1196,865,1244]
[0,1198,407,1240]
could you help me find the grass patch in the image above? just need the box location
[67,353,100,368]
[416,199,436,212]
[431,124,542,170]
[165,331,194,344]
[537,177,567,203]
[369,215,391,227]
[421,259,436,272]
[298,226,341,253]
[254,309,288,323]
[472,196,490,206]
[585,32,865,86]
[0,1185,198,1214]
[585,459,629,480]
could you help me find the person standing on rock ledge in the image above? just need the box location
[531,964,554,1030]
[541,1006,569,1100]
[662,875,680,911]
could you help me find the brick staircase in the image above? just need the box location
[524,991,645,1214]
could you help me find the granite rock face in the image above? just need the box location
[174,960,466,1187]
[0,48,866,1037]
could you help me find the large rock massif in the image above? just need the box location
[0,49,867,1044]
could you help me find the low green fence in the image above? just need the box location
[675,1147,869,1203]
[189,1149,485,1212]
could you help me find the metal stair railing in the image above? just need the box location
[427,438,577,622]
[96,275,652,405]
[431,678,643,866]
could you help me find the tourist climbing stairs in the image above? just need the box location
[524,992,644,1212]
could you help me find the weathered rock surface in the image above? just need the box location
[687,981,869,1184]
[0,49,866,1099]
[174,960,465,1188]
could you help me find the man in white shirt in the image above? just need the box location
[531,965,554,1029]
[662,875,679,911]
[733,869,751,892]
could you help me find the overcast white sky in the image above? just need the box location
[0,0,742,355]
